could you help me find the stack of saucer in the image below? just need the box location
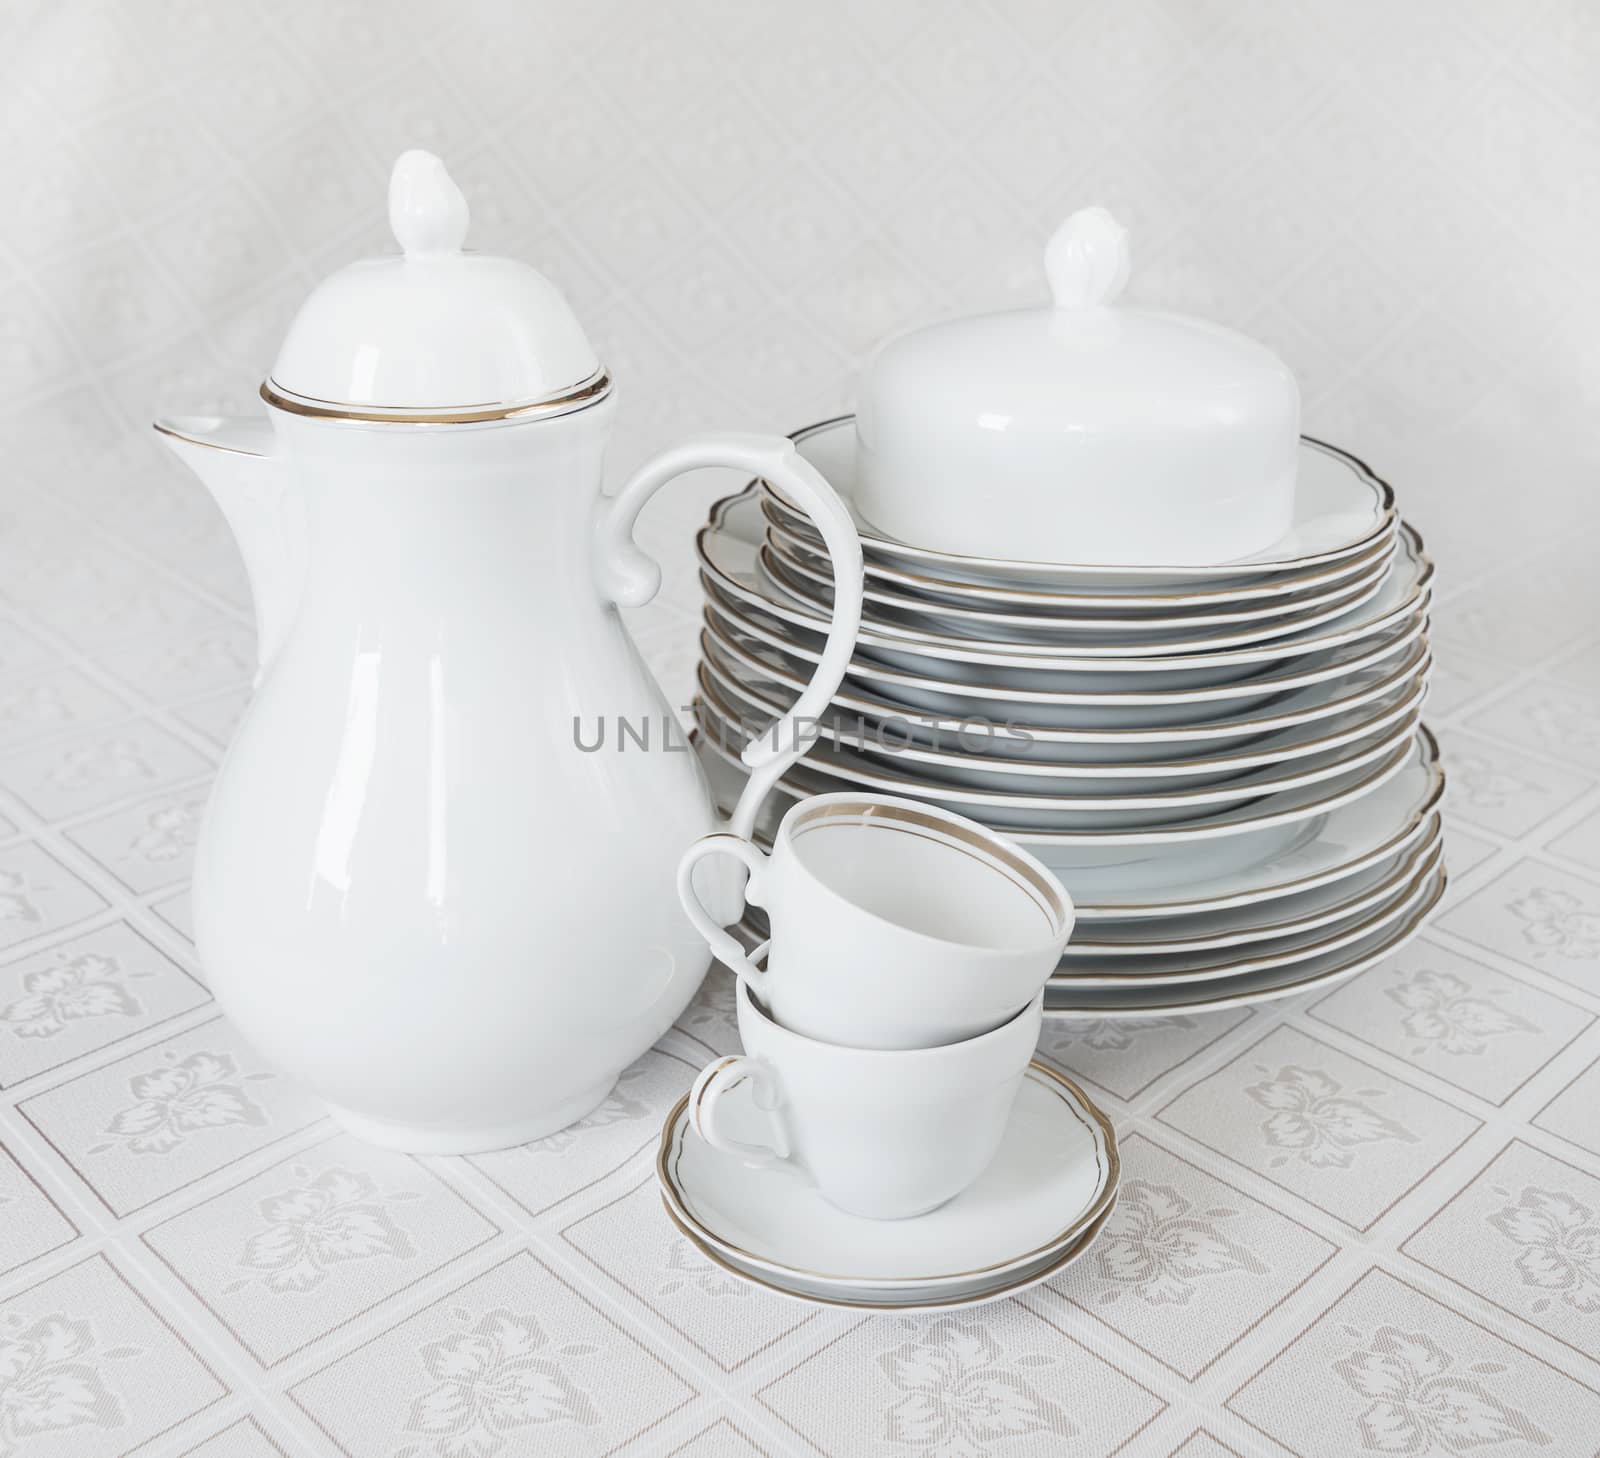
[693,417,1441,1018]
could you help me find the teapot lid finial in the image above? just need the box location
[1044,206,1130,310]
[388,149,470,258]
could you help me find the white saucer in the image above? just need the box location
[661,1195,1116,1312]
[765,417,1396,589]
[656,1061,1119,1310]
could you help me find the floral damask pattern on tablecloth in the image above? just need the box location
[3,5,1600,1451]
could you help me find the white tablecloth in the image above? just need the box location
[3,2,1599,1453]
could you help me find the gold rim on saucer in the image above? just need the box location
[656,1060,1119,1291]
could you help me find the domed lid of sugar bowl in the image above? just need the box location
[262,151,608,424]
[852,208,1301,567]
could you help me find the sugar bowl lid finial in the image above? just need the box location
[1043,206,1131,310]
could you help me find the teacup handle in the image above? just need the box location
[677,833,772,991]
[689,1055,791,1169]
[594,432,864,839]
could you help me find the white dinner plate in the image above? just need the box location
[763,416,1397,589]
[1068,818,1442,952]
[700,488,1433,674]
[1050,844,1443,986]
[704,587,1431,730]
[705,731,1443,929]
[761,531,1396,643]
[701,613,1433,764]
[699,647,1429,792]
[763,499,1401,609]
[696,726,1432,879]
[695,687,1422,830]
[1043,868,1445,1017]
[657,1061,1118,1308]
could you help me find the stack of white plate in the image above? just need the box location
[693,417,1444,1018]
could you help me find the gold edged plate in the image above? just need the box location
[700,490,1434,670]
[761,528,1399,637]
[1049,842,1444,986]
[762,416,1399,587]
[1043,867,1447,1018]
[762,495,1402,609]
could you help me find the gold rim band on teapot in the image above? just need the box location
[259,366,613,425]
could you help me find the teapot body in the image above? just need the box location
[194,401,716,1152]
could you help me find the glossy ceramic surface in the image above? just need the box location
[764,522,1398,638]
[153,156,867,1153]
[853,209,1300,565]
[700,727,1436,879]
[1052,841,1443,986]
[696,685,1422,831]
[700,616,1432,764]
[719,752,1444,934]
[659,1059,1119,1303]
[678,794,1070,1050]
[698,647,1429,791]
[659,1197,1116,1311]
[268,152,601,416]
[1045,867,1446,1016]
[762,504,1401,608]
[689,983,1044,1220]
[769,416,1395,588]
[706,587,1430,729]
[1068,817,1442,951]
[702,487,1431,675]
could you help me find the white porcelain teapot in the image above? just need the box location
[155,152,863,1153]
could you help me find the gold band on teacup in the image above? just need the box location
[788,797,1069,932]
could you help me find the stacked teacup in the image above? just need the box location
[673,791,1086,1244]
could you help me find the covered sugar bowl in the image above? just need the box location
[853,208,1300,566]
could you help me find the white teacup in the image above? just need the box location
[677,792,1072,1049]
[691,978,1043,1219]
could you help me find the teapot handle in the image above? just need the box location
[595,433,863,839]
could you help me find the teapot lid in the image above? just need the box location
[262,151,607,424]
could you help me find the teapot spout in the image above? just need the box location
[153,415,305,683]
